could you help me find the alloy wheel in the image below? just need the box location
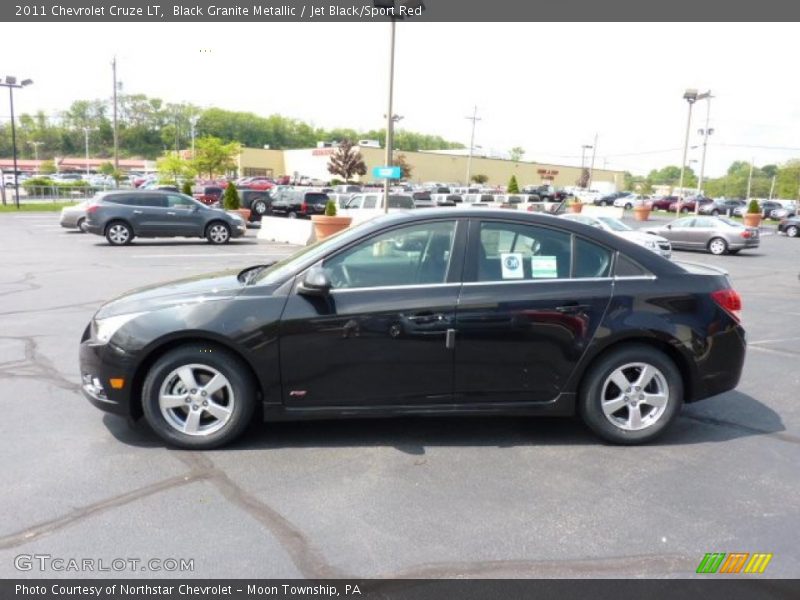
[108,224,130,244]
[158,364,234,436]
[600,362,669,431]
[208,224,229,243]
[709,238,727,255]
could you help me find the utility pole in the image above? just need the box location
[465,105,481,186]
[769,175,776,201]
[112,56,119,174]
[28,140,43,162]
[695,93,714,213]
[383,18,396,214]
[83,127,96,177]
[746,159,755,200]
[588,133,598,189]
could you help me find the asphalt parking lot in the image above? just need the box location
[1,211,798,579]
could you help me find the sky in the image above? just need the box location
[1,21,799,177]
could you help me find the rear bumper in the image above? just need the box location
[691,324,747,402]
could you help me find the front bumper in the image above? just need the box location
[79,333,137,417]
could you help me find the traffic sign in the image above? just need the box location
[372,166,402,179]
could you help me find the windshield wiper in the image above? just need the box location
[238,262,277,285]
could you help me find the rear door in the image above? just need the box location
[454,218,614,404]
[128,193,169,235]
[663,217,696,247]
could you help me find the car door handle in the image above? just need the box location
[407,312,445,323]
[166,211,176,215]
[555,304,590,314]
[132,210,143,214]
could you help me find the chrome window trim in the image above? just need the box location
[330,283,462,294]
[461,277,614,287]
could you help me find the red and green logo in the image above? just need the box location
[696,552,773,574]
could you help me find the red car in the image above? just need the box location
[193,186,224,206]
[650,195,679,211]
[667,196,713,213]
[241,177,274,190]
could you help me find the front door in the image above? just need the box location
[454,219,613,404]
[278,219,465,408]
[165,194,205,236]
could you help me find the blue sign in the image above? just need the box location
[372,166,402,179]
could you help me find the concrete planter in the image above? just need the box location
[311,215,353,240]
[567,203,583,213]
[743,213,762,228]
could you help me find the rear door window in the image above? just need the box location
[305,193,329,205]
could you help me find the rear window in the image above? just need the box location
[304,193,329,205]
[614,253,651,277]
[389,195,415,209]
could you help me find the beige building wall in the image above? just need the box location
[237,148,284,177]
[238,146,624,190]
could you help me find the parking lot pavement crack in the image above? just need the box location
[0,336,81,392]
[0,471,210,550]
[0,299,105,317]
[0,272,41,298]
[174,452,344,579]
[377,553,694,578]
[681,414,800,445]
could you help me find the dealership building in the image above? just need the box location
[236,146,625,189]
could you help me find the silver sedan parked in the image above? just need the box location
[644,216,759,255]
[59,200,90,232]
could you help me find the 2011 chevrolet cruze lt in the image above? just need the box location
[80,209,746,449]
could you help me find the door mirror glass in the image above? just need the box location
[298,267,332,296]
[666,224,671,229]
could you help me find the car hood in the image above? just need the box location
[615,231,668,244]
[95,269,246,319]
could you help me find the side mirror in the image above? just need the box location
[298,267,331,296]
[666,224,672,230]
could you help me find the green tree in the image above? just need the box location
[39,160,57,174]
[182,180,193,196]
[509,147,525,162]
[191,136,240,179]
[471,174,488,184]
[156,151,196,185]
[507,175,520,193]
[222,181,240,210]
[327,140,367,182]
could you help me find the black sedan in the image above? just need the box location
[79,209,746,449]
[777,215,800,237]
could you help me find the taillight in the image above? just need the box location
[711,288,742,322]
[741,230,751,239]
[300,202,308,213]
[86,204,98,214]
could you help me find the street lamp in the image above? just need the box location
[374,0,425,213]
[465,106,481,186]
[676,88,710,217]
[28,141,43,162]
[0,76,33,209]
[694,93,714,213]
[83,127,97,177]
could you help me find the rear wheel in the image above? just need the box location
[711,209,720,216]
[141,344,256,449]
[786,225,799,238]
[76,217,86,232]
[708,237,728,255]
[681,207,690,213]
[206,221,230,244]
[287,211,298,219]
[625,203,632,210]
[105,221,133,246]
[252,200,268,218]
[579,345,683,444]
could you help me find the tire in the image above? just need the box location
[141,344,257,449]
[625,203,632,210]
[205,221,231,244]
[708,237,728,255]
[579,344,683,444]
[786,225,799,238]
[252,200,268,218]
[287,211,298,219]
[681,207,690,213]
[711,209,720,216]
[105,221,133,246]
[76,217,86,232]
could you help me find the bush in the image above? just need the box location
[324,199,337,216]
[330,178,343,186]
[747,199,760,214]
[222,182,240,210]
[23,177,55,187]
[507,175,520,194]
[181,181,193,196]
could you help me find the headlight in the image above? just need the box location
[92,313,144,344]
[644,240,658,249]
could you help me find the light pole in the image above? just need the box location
[82,127,96,177]
[190,115,200,157]
[112,56,120,173]
[695,93,714,212]
[28,141,43,162]
[588,133,598,189]
[0,76,33,209]
[746,159,755,200]
[676,89,710,217]
[465,105,481,186]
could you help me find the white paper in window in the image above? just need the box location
[500,252,524,279]
[531,256,558,278]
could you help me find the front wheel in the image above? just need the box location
[579,345,683,444]
[206,221,231,244]
[141,344,256,449]
[625,203,632,210]
[711,209,720,216]
[786,225,799,238]
[708,237,728,255]
[287,211,298,219]
[252,200,268,218]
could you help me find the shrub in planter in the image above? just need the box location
[222,181,250,221]
[181,181,193,196]
[743,199,762,227]
[312,199,352,240]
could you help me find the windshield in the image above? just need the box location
[597,216,633,231]
[717,216,741,227]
